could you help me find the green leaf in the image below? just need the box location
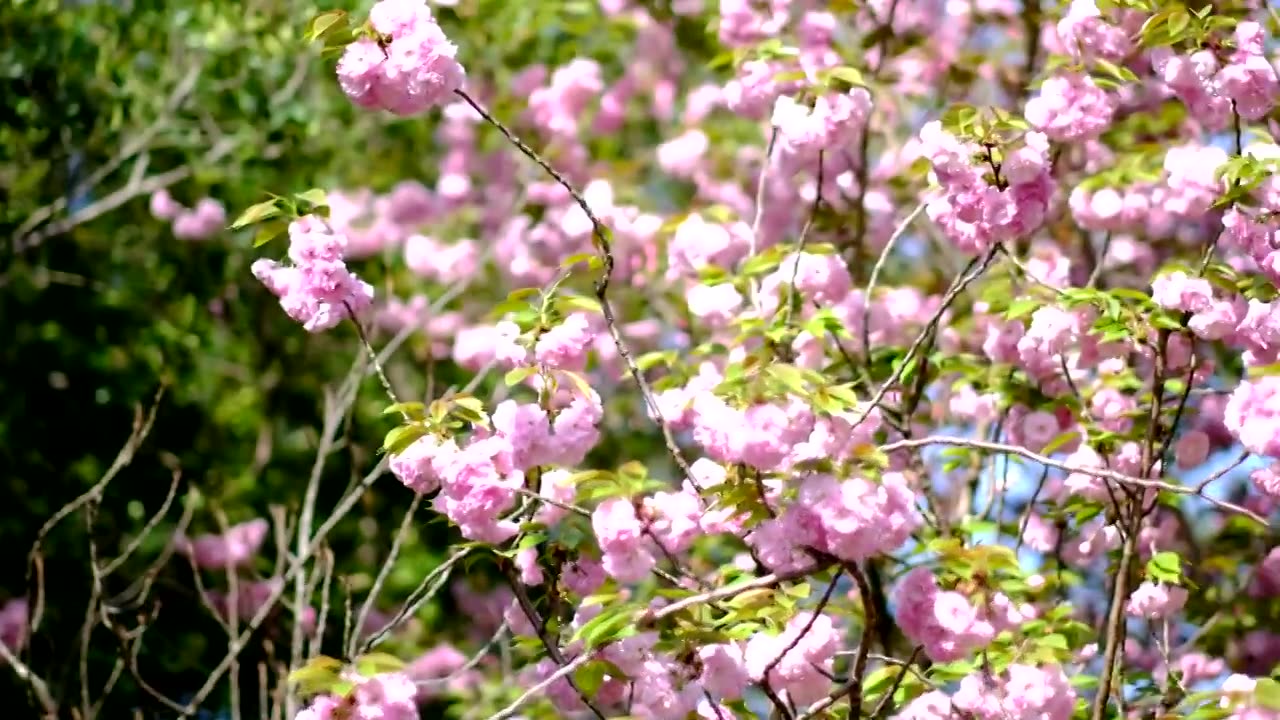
[1254,678,1280,710]
[637,350,678,372]
[1094,58,1138,83]
[573,659,609,696]
[504,366,537,386]
[561,252,598,269]
[573,604,640,649]
[452,396,486,415]
[1041,431,1080,456]
[1005,298,1041,320]
[825,65,865,87]
[294,188,328,208]
[507,287,541,302]
[558,370,595,399]
[740,249,784,276]
[727,588,775,609]
[288,656,342,696]
[382,424,427,455]
[783,583,811,599]
[557,295,603,314]
[305,11,348,42]
[580,591,622,607]
[765,364,810,397]
[1145,550,1183,584]
[354,652,405,676]
[253,219,288,247]
[861,666,900,697]
[231,199,282,230]
[1039,633,1070,650]
[382,401,426,419]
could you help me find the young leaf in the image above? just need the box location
[1145,550,1183,584]
[504,366,537,386]
[305,10,348,43]
[382,424,426,455]
[231,199,282,230]
[294,188,329,208]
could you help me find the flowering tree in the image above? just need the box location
[9,0,1280,718]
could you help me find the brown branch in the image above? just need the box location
[502,566,607,720]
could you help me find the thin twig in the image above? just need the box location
[454,88,694,483]
[0,640,57,718]
[485,652,595,720]
[503,567,607,720]
[862,202,925,356]
[639,567,819,626]
[175,459,391,717]
[101,469,182,577]
[349,492,423,658]
[27,385,166,634]
[849,249,995,430]
[363,547,474,652]
[11,63,204,244]
[418,619,510,688]
[13,139,237,254]
[761,570,843,682]
[878,435,1265,524]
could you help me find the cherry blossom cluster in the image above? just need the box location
[149,189,227,241]
[336,0,464,115]
[252,216,374,333]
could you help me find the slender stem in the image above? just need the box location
[349,492,423,657]
[453,88,693,482]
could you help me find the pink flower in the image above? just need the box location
[177,518,270,571]
[253,217,374,332]
[592,497,655,583]
[1057,0,1131,61]
[149,189,183,220]
[0,599,29,658]
[534,313,595,370]
[1025,73,1115,142]
[337,0,465,116]
[699,643,749,700]
[744,611,841,705]
[1174,430,1210,469]
[1225,377,1280,457]
[894,568,995,662]
[1126,581,1189,619]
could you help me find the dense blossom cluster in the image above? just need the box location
[919,122,1054,254]
[252,216,375,332]
[214,0,1280,719]
[336,0,464,115]
[149,189,227,240]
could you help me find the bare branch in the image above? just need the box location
[485,652,594,720]
[13,137,237,254]
[879,435,1266,524]
[28,384,166,634]
[0,640,58,718]
[348,492,423,658]
[11,63,204,244]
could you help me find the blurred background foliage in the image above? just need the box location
[0,0,721,715]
